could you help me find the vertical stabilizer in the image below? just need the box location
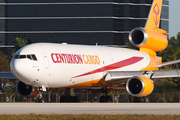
[145,0,163,31]
[129,0,168,55]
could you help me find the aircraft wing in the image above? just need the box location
[0,72,16,79]
[104,69,180,85]
[104,59,180,85]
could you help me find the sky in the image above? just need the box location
[169,1,180,38]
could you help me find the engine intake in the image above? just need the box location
[126,76,154,97]
[16,80,39,97]
[129,27,168,52]
[129,28,147,46]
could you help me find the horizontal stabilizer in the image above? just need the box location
[157,59,180,68]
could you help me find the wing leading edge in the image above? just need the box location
[104,70,180,85]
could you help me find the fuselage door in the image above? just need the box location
[42,53,49,69]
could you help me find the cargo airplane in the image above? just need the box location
[2,0,179,102]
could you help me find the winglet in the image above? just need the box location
[145,0,163,31]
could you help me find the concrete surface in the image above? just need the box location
[0,103,180,115]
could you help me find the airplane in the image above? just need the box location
[2,0,180,102]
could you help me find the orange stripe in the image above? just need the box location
[63,78,124,88]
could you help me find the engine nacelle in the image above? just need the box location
[126,76,154,97]
[129,27,168,52]
[16,80,39,98]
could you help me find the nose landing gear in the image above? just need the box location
[35,88,44,103]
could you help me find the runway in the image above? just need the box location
[0,103,180,115]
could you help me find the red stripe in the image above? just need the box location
[72,56,144,78]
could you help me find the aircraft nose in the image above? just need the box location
[10,59,24,78]
[10,57,39,85]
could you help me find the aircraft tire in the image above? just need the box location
[73,96,79,102]
[35,98,44,103]
[133,97,140,102]
[60,96,68,102]
[99,96,106,103]
[60,96,79,103]
[106,96,112,102]
[99,96,112,103]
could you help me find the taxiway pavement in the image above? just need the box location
[0,103,180,115]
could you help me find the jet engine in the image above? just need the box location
[16,80,39,97]
[129,27,168,52]
[126,76,154,97]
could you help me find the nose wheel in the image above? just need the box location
[35,88,44,103]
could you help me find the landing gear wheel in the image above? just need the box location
[35,97,44,103]
[60,96,79,103]
[73,96,79,102]
[99,96,105,102]
[60,96,67,103]
[99,95,112,103]
[99,88,112,103]
[106,95,112,102]
[133,97,140,102]
[35,88,44,103]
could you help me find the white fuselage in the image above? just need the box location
[10,43,150,88]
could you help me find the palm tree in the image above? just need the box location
[12,37,27,56]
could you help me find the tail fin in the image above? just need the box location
[145,0,163,31]
[129,0,168,55]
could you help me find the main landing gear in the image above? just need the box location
[99,88,112,103]
[60,88,79,103]
[129,96,149,103]
[60,96,79,102]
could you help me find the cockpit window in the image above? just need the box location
[14,55,19,59]
[27,55,32,60]
[14,54,37,61]
[31,54,37,60]
[19,55,26,59]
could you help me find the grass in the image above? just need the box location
[0,114,180,120]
